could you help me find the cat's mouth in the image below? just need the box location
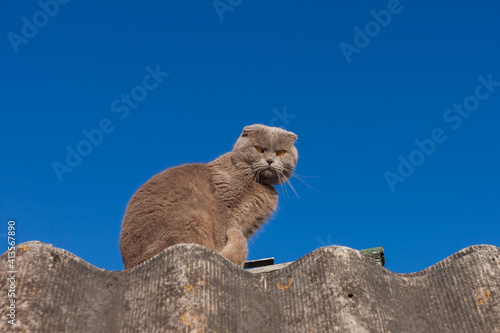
[257,167,283,185]
[261,168,275,176]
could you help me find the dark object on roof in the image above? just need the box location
[243,257,275,269]
[1,242,498,332]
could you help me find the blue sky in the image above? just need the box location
[1,0,499,273]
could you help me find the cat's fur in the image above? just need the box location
[120,124,298,269]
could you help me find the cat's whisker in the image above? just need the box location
[236,171,253,193]
[291,170,317,179]
[277,172,289,200]
[287,181,300,200]
[279,171,293,200]
[285,176,300,200]
[238,167,262,194]
[247,169,259,188]
[292,174,316,190]
[281,166,315,191]
[239,176,252,193]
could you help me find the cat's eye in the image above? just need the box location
[255,146,264,153]
[276,150,286,157]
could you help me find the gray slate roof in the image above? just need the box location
[1,241,499,332]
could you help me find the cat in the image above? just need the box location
[120,124,298,269]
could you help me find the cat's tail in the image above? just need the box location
[219,228,248,267]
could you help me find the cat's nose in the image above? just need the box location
[266,159,273,165]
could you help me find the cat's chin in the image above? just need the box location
[258,169,283,186]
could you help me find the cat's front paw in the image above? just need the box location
[220,228,248,267]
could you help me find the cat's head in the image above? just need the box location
[231,124,298,185]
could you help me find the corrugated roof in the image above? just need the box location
[1,241,498,332]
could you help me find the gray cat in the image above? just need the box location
[120,124,298,269]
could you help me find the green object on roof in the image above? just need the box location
[359,246,385,266]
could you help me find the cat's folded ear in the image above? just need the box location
[241,125,260,137]
[287,131,298,141]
